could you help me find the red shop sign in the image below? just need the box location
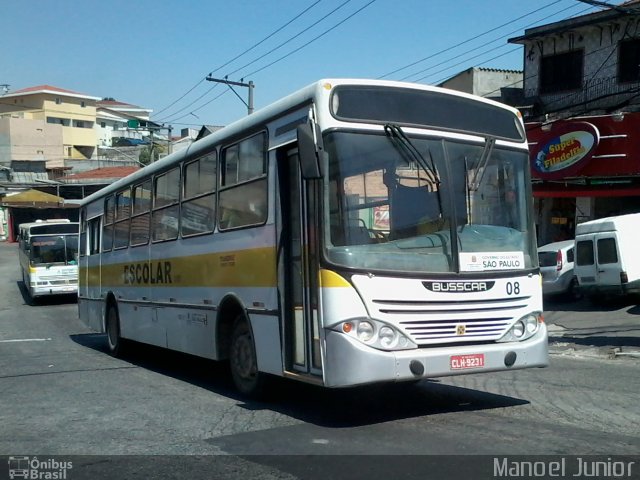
[531,121,600,180]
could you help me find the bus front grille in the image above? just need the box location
[371,297,528,345]
[399,317,512,343]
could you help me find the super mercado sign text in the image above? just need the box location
[531,122,599,180]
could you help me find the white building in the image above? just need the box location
[96,99,154,147]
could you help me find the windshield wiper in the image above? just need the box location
[468,137,496,191]
[384,124,440,185]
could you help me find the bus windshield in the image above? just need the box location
[324,131,536,274]
[29,235,79,266]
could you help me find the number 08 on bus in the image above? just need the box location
[78,79,548,396]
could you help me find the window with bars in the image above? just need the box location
[540,50,583,94]
[619,38,640,83]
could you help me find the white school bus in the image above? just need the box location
[78,79,547,395]
[18,219,79,300]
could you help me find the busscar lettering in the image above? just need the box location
[424,281,495,292]
[124,261,173,285]
[434,282,487,292]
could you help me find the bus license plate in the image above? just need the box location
[450,353,485,370]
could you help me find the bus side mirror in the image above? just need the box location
[297,122,323,180]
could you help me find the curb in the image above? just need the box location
[549,339,640,360]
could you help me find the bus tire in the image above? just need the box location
[22,271,35,305]
[229,316,266,397]
[106,303,126,357]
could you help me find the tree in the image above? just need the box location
[138,144,165,165]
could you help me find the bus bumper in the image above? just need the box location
[31,284,78,297]
[323,324,548,388]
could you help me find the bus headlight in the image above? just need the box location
[336,318,416,351]
[498,313,541,343]
[513,320,525,338]
[357,321,374,342]
[378,326,395,348]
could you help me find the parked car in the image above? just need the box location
[538,240,580,299]
[114,137,149,147]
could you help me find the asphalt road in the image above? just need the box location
[0,241,638,479]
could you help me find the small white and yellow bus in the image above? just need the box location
[18,219,79,300]
[78,79,547,395]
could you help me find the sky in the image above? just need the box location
[2,0,604,130]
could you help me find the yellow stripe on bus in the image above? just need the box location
[319,269,351,288]
[81,246,277,288]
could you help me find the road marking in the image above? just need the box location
[0,338,52,343]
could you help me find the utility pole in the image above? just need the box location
[205,76,254,115]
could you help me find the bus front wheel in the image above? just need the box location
[106,304,126,357]
[229,316,265,397]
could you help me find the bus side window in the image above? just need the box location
[79,211,87,257]
[131,180,152,246]
[88,218,101,255]
[182,151,217,237]
[152,167,180,242]
[103,196,115,251]
[114,189,132,249]
[218,132,267,230]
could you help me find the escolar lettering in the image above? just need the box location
[124,261,173,285]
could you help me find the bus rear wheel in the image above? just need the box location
[106,304,126,357]
[229,316,265,397]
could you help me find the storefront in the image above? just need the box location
[526,112,640,246]
[0,189,79,242]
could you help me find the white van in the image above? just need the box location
[574,213,640,298]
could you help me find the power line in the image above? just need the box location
[224,0,353,78]
[154,84,221,123]
[163,90,230,125]
[424,45,521,85]
[477,35,639,117]
[400,2,590,83]
[378,0,567,80]
[208,0,322,76]
[575,0,640,13]
[402,4,599,86]
[152,0,322,121]
[160,0,376,123]
[151,80,207,119]
[478,5,624,99]
[244,0,377,78]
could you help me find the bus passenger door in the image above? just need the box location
[84,216,103,332]
[280,149,323,379]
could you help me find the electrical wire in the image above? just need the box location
[378,0,568,80]
[244,0,377,78]
[163,89,230,124]
[160,0,376,123]
[401,4,591,82]
[475,36,640,121]
[154,84,221,123]
[208,0,323,76]
[225,0,353,78]
[425,46,521,85]
[152,0,322,121]
[401,2,593,84]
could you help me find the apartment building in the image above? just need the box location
[96,99,154,147]
[0,85,100,169]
